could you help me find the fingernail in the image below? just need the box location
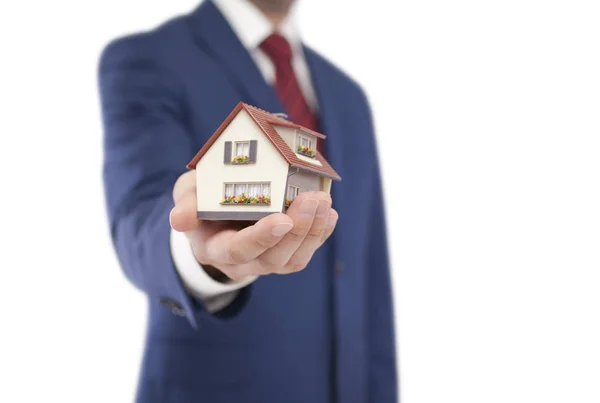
[272,223,293,237]
[299,199,319,218]
[316,200,330,218]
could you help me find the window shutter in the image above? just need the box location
[249,140,258,163]
[224,141,232,164]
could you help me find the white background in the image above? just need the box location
[0,0,599,402]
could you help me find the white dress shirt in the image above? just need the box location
[170,0,319,313]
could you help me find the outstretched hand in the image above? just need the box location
[170,171,338,281]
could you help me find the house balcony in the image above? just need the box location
[297,145,316,158]
[221,194,271,205]
[231,155,249,164]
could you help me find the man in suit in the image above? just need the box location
[99,0,396,402]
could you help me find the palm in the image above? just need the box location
[170,171,338,281]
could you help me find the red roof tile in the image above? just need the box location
[187,102,341,181]
[266,120,327,139]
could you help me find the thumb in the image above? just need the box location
[170,191,200,232]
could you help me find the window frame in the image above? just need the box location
[223,182,271,198]
[287,185,300,200]
[296,134,313,151]
[234,141,250,157]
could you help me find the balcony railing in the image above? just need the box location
[231,155,249,164]
[297,145,315,158]
[221,194,271,205]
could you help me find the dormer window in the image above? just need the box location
[296,133,316,158]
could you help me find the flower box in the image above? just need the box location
[232,155,249,164]
[221,194,271,205]
[297,145,315,158]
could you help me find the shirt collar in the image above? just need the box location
[211,0,302,52]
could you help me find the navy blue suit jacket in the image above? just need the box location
[99,1,396,402]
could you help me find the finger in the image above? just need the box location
[319,208,339,245]
[282,193,332,273]
[172,170,196,203]
[257,192,320,271]
[203,213,295,267]
[170,191,201,232]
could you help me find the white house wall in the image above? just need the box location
[271,125,297,151]
[195,109,289,214]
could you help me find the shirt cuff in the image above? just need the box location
[170,228,257,313]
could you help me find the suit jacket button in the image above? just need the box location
[334,260,344,274]
[171,306,186,317]
[159,298,185,317]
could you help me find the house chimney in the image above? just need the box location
[272,112,288,120]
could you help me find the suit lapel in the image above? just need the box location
[187,1,284,113]
[303,47,345,189]
[303,47,351,264]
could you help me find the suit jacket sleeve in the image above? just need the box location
[364,101,399,402]
[98,36,248,329]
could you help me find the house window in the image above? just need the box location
[225,140,257,164]
[247,183,262,197]
[222,182,271,205]
[286,185,299,207]
[296,134,316,158]
[297,135,312,150]
[287,185,299,200]
[232,141,250,163]
[235,141,250,157]
[224,184,235,197]
[234,183,247,195]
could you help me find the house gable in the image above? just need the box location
[194,109,290,214]
[188,102,341,182]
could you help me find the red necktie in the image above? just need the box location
[260,34,325,156]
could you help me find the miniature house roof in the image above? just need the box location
[187,102,341,181]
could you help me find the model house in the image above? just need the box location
[187,102,342,220]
